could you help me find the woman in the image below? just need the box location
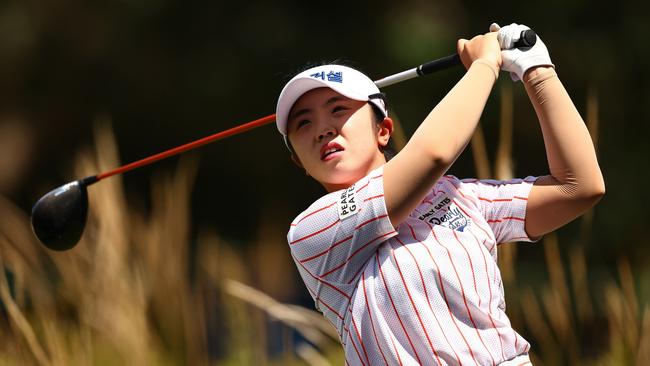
[275,23,604,365]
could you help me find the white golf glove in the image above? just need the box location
[490,23,554,81]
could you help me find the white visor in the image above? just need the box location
[275,64,387,136]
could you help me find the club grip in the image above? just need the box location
[417,29,537,77]
[514,29,537,48]
[417,54,461,76]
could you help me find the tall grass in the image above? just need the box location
[0,120,341,365]
[0,86,647,365]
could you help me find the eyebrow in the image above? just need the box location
[289,96,344,122]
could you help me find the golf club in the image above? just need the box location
[31,30,537,251]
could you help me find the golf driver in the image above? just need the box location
[31,30,537,251]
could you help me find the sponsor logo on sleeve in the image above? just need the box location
[338,185,358,220]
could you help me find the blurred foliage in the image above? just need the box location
[1,0,647,256]
[0,124,342,365]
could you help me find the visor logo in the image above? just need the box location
[310,71,343,83]
[327,71,343,83]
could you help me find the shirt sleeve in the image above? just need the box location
[459,176,539,244]
[287,166,397,287]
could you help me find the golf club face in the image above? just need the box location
[31,180,89,251]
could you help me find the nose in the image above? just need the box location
[317,125,337,142]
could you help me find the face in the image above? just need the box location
[286,87,392,192]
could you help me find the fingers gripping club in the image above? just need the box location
[373,29,536,88]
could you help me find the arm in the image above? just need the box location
[384,32,501,226]
[523,66,605,238]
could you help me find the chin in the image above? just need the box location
[319,169,363,190]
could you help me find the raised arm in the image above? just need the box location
[383,32,501,226]
[495,23,605,238]
[523,66,605,237]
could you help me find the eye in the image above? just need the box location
[332,105,348,114]
[296,119,310,130]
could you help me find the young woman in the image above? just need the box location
[275,23,604,366]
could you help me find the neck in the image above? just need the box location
[322,155,387,192]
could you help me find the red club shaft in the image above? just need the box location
[95,114,276,181]
[88,49,485,184]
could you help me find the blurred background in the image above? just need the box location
[1,0,648,364]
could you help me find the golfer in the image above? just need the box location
[275,23,604,365]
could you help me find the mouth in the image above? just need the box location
[320,142,344,161]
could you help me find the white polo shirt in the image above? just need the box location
[287,165,537,365]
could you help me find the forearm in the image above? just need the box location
[524,67,604,193]
[411,60,498,163]
[523,67,605,237]
[384,61,497,225]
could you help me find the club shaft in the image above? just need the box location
[91,52,471,183]
[374,54,461,88]
[95,114,277,181]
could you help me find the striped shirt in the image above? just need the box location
[288,165,537,365]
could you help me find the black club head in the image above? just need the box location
[31,180,89,251]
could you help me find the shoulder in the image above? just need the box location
[289,166,386,230]
[290,191,340,228]
[432,175,477,198]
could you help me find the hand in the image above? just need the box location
[490,23,554,81]
[457,31,501,73]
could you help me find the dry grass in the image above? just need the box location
[0,119,341,365]
[0,86,646,365]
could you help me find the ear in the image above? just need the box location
[376,117,394,148]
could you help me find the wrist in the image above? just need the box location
[471,59,499,80]
[522,66,555,83]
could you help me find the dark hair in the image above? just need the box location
[284,60,395,161]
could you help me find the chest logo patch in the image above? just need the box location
[338,185,359,220]
[417,196,471,232]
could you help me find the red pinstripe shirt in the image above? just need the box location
[288,166,537,365]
